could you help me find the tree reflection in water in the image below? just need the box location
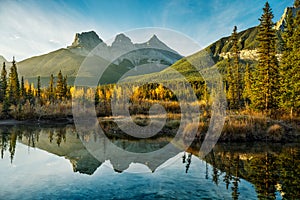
[0,125,300,199]
[0,125,68,163]
[198,143,300,199]
[185,153,192,173]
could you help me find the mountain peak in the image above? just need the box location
[275,6,300,30]
[148,34,162,44]
[112,33,133,46]
[150,34,158,40]
[115,33,130,40]
[141,34,178,54]
[68,31,103,50]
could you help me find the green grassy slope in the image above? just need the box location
[18,48,85,78]
[121,26,263,85]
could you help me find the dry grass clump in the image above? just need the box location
[267,124,284,142]
[3,100,73,120]
[165,120,180,129]
[221,116,251,142]
[132,115,150,126]
[183,122,207,142]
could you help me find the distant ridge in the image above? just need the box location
[17,31,182,84]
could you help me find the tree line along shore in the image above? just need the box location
[0,2,299,142]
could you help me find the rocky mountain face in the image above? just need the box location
[275,6,300,30]
[67,31,181,65]
[17,31,182,84]
[68,31,103,50]
[136,34,178,54]
[205,27,259,61]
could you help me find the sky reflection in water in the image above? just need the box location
[1,125,298,199]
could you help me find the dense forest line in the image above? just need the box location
[225,1,300,118]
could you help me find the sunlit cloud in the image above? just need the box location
[0,0,97,61]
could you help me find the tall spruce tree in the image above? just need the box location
[251,2,279,113]
[226,56,235,109]
[291,10,300,112]
[286,10,300,117]
[226,26,241,110]
[37,76,41,98]
[281,9,300,117]
[231,26,241,109]
[20,76,25,98]
[243,63,252,107]
[2,96,11,117]
[0,62,7,102]
[8,57,20,105]
[56,70,64,100]
[63,76,68,98]
[49,74,54,101]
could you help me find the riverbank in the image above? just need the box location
[0,117,73,126]
[1,114,299,142]
[97,114,300,142]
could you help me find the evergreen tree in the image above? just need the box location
[0,62,7,102]
[56,70,64,100]
[243,63,252,107]
[281,9,294,53]
[37,76,41,98]
[49,74,54,101]
[2,97,11,117]
[63,76,68,98]
[226,56,235,109]
[290,10,300,113]
[281,10,300,117]
[231,26,241,109]
[251,2,279,113]
[7,57,20,105]
[20,76,25,98]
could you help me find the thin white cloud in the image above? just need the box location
[0,0,293,61]
[193,0,261,47]
[0,1,100,61]
[156,0,283,48]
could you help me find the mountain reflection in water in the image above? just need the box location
[0,124,299,199]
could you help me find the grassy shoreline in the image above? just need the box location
[1,112,299,143]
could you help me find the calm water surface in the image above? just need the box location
[0,125,299,199]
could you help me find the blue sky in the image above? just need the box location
[0,0,294,60]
